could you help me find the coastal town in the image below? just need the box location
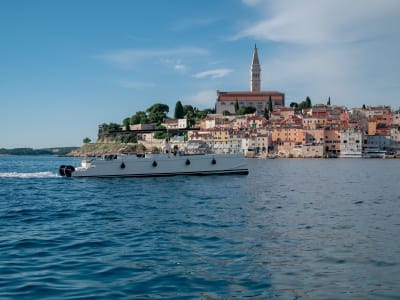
[96,45,400,159]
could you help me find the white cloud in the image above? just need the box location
[97,47,209,68]
[193,68,233,79]
[175,63,187,72]
[236,0,400,107]
[185,90,217,107]
[239,0,400,45]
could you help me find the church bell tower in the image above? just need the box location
[250,44,261,92]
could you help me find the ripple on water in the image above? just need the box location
[1,157,400,299]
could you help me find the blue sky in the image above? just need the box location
[1,0,399,148]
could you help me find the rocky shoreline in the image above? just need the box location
[67,143,151,157]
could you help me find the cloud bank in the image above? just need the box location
[238,0,400,106]
[97,47,209,68]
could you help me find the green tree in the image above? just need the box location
[305,96,312,108]
[101,123,121,132]
[130,111,148,125]
[297,97,312,110]
[183,104,194,116]
[186,110,196,128]
[174,101,184,119]
[263,107,269,120]
[123,117,130,130]
[222,110,231,116]
[234,100,239,113]
[290,102,299,108]
[83,137,91,144]
[268,96,273,113]
[146,103,169,124]
[236,106,256,115]
[327,96,331,105]
[196,108,214,119]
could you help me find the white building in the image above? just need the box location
[241,133,270,155]
[162,118,187,129]
[340,128,363,158]
[392,110,400,126]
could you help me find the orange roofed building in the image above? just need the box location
[215,45,285,115]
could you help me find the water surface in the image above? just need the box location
[0,156,399,299]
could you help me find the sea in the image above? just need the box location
[0,155,399,299]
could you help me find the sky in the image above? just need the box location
[1,0,399,148]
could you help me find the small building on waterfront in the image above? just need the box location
[340,128,363,158]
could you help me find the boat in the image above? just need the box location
[339,149,362,158]
[363,148,387,158]
[59,152,248,178]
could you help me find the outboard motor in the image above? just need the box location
[59,165,66,176]
[64,165,75,177]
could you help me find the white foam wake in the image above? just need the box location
[0,172,59,178]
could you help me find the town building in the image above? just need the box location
[392,110,400,126]
[340,128,363,158]
[324,126,341,156]
[390,126,400,152]
[161,118,187,129]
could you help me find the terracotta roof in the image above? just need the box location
[218,97,283,102]
[217,91,284,96]
[217,92,284,102]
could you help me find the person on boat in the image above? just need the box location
[173,145,179,156]
[165,138,171,154]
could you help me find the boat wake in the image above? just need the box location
[0,172,59,178]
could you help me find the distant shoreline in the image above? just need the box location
[0,147,79,156]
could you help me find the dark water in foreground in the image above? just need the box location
[0,156,399,299]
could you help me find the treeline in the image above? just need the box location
[0,147,78,156]
[289,96,313,110]
[100,102,216,133]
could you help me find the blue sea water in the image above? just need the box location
[0,155,399,299]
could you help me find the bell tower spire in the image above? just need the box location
[250,44,261,92]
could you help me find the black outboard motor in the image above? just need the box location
[59,165,66,176]
[65,166,75,177]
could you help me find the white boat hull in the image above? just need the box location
[60,153,248,178]
[363,148,387,158]
[339,152,362,158]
